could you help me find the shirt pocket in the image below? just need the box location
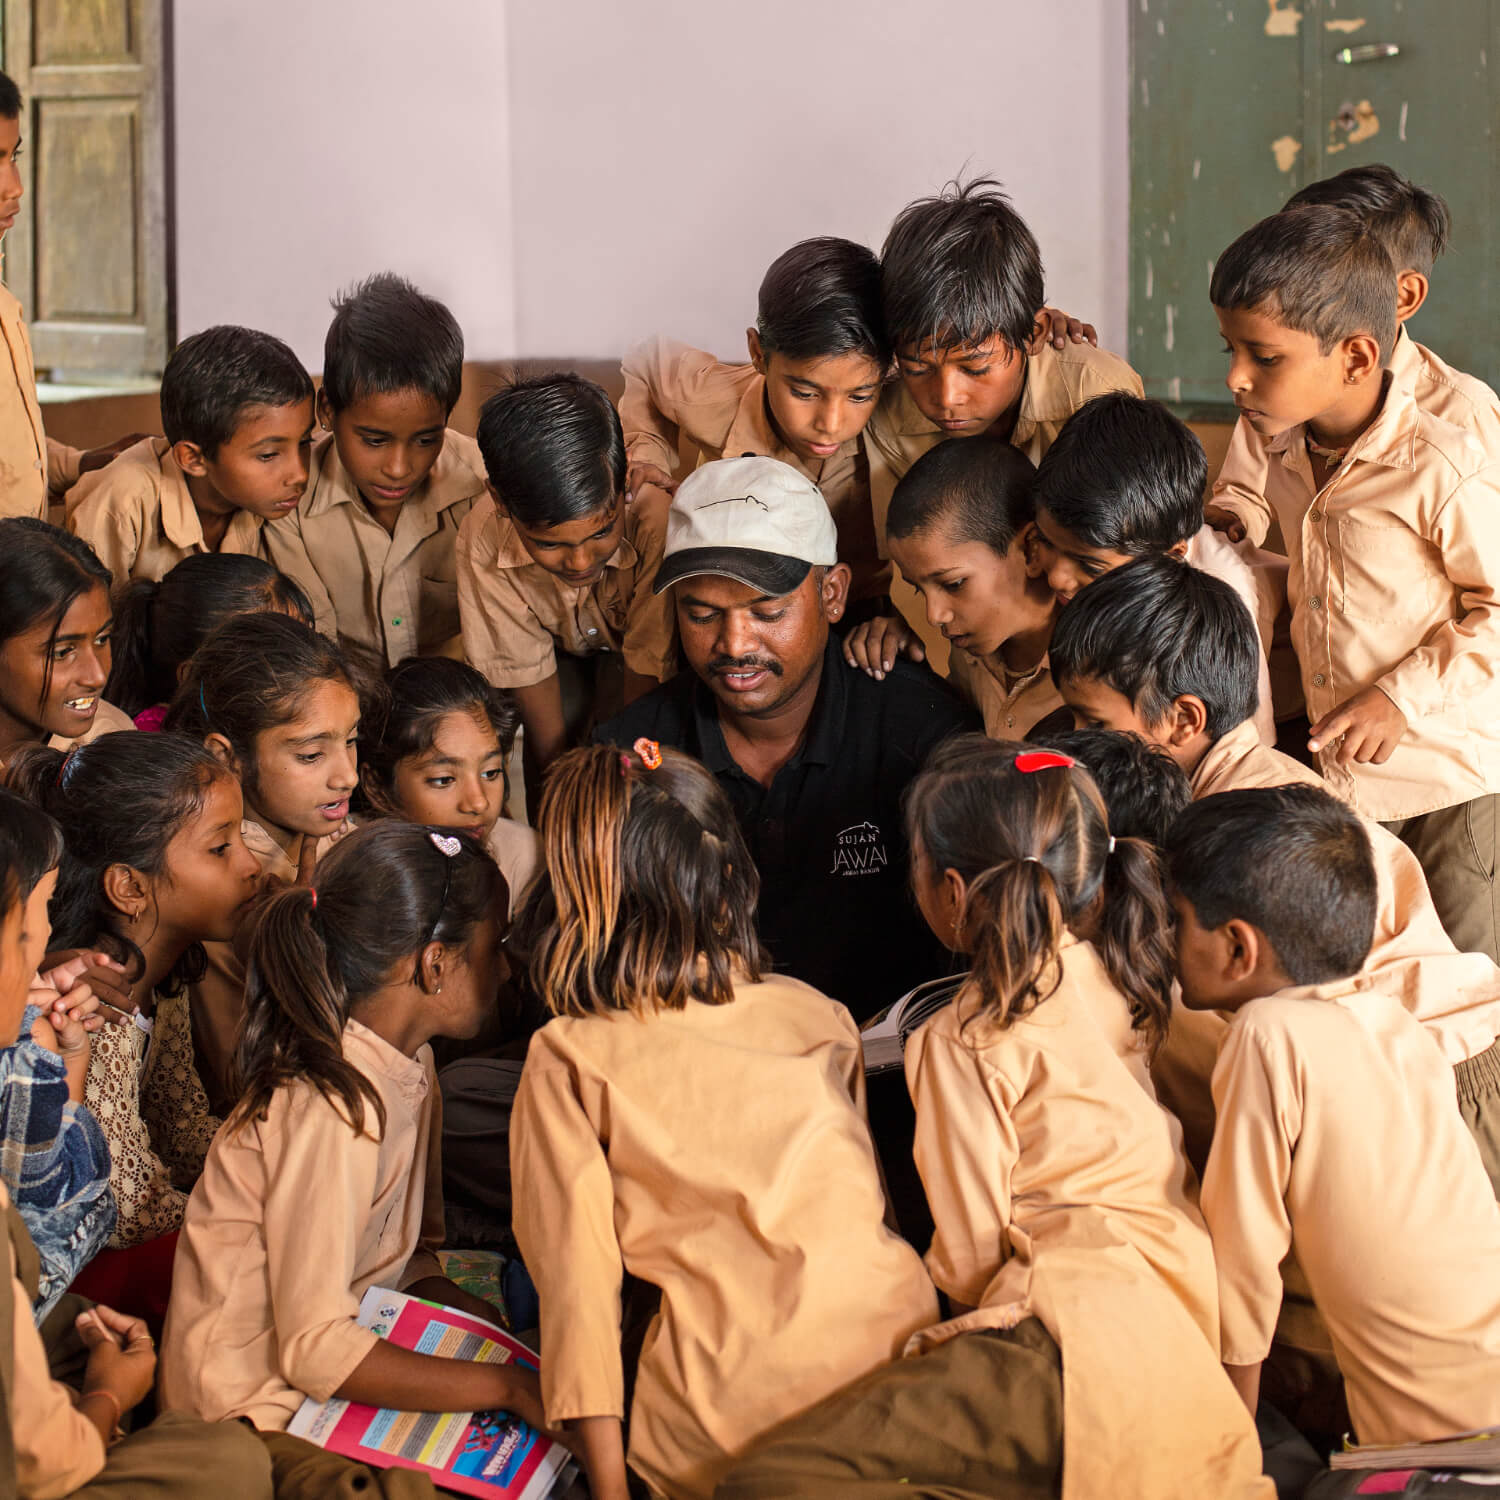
[1333,515,1452,627]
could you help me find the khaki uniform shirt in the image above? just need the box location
[1203,976,1500,1444]
[1186,524,1280,744]
[510,973,937,1500]
[905,937,1271,1500]
[619,337,885,597]
[67,437,267,585]
[264,430,484,668]
[864,341,1144,553]
[486,816,540,915]
[1213,380,1500,819]
[0,283,80,521]
[4,1183,108,1496]
[160,1020,445,1430]
[946,647,1061,739]
[456,488,676,690]
[1152,721,1500,1173]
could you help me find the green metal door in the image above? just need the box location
[1131,0,1498,412]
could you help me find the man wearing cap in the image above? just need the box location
[596,455,977,1022]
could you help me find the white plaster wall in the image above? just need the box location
[504,0,1131,360]
[172,1,1128,366]
[171,2,517,372]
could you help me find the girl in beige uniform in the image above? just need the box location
[0,520,134,770]
[162,613,363,1107]
[509,742,937,1500]
[4,736,260,1275]
[720,738,1270,1500]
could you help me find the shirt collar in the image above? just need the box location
[488,497,640,574]
[1267,372,1418,473]
[157,443,208,549]
[1387,324,1421,391]
[1188,719,1261,797]
[342,1017,430,1108]
[303,430,481,525]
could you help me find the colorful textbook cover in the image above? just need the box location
[287,1286,574,1499]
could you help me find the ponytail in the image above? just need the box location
[231,820,502,1136]
[905,734,1172,1053]
[104,577,162,716]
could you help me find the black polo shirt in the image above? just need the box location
[594,639,980,1021]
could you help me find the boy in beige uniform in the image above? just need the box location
[265,275,484,670]
[458,375,676,787]
[620,238,889,603]
[1206,206,1500,968]
[68,327,315,586]
[1051,556,1500,1188]
[1169,785,1500,1444]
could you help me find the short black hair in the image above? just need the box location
[1166,784,1377,985]
[1049,555,1260,738]
[1285,163,1450,278]
[1034,393,1206,554]
[0,70,21,122]
[756,237,889,367]
[322,272,464,415]
[887,436,1036,555]
[477,373,625,529]
[1210,203,1397,362]
[881,175,1044,357]
[160,326,314,457]
[1029,727,1191,849]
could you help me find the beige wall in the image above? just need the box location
[173,1,1130,368]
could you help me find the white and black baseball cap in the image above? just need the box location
[652,455,838,596]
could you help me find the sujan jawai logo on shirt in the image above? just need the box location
[830,821,888,876]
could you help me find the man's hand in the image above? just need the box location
[1031,308,1098,352]
[1202,502,1247,543]
[841,615,923,680]
[1308,686,1409,765]
[77,432,153,475]
[625,462,677,502]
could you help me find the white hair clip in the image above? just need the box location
[1108,835,1117,854]
[429,832,462,857]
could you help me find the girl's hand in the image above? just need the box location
[30,982,99,1056]
[77,1304,157,1416]
[40,951,134,1027]
[842,615,923,680]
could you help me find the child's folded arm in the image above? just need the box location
[1207,418,1276,548]
[620,336,743,482]
[510,1050,628,1427]
[1372,465,1500,723]
[1200,1020,1297,1370]
[46,435,83,499]
[621,487,679,686]
[396,1059,447,1292]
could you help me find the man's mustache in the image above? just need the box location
[707,656,783,676]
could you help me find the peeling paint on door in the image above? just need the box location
[1271,134,1303,172]
[1264,0,1302,36]
[1326,98,1380,153]
[1324,17,1367,32]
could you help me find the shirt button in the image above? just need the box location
[1005,716,1015,729]
[586,628,599,637]
[1307,595,1322,610]
[1313,673,1326,687]
[1308,508,1323,523]
[392,616,403,626]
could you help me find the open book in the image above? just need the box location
[860,973,969,1074]
[288,1286,575,1499]
[1330,1427,1500,1472]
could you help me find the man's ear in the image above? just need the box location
[1164,693,1210,747]
[315,387,335,432]
[102,863,149,922]
[819,563,853,624]
[1342,332,1384,384]
[1395,270,1429,325]
[203,733,242,779]
[172,439,209,478]
[746,327,767,374]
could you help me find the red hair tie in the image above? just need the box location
[308,887,318,910]
[633,737,663,771]
[1015,750,1075,774]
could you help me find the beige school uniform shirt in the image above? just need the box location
[4,1183,109,1496]
[66,437,268,585]
[510,972,937,1500]
[1204,975,1500,1444]
[620,337,885,598]
[905,937,1271,1500]
[1152,720,1500,1171]
[456,487,676,690]
[264,429,485,668]
[39,698,134,754]
[486,817,540,914]
[947,647,1061,739]
[1212,379,1500,820]
[0,283,81,521]
[160,1019,445,1429]
[864,341,1144,554]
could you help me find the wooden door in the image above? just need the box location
[1,0,169,376]
[1131,0,1499,409]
